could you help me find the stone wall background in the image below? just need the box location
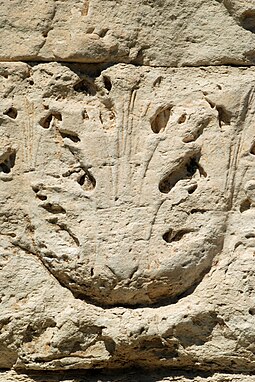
[1,1,255,381]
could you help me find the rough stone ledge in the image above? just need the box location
[1,0,255,67]
[2,369,255,382]
[2,59,255,70]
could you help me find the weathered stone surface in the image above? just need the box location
[1,370,255,382]
[1,61,255,375]
[1,1,255,380]
[1,0,255,66]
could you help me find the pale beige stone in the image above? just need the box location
[1,2,255,380]
[1,0,255,66]
[1,62,255,375]
[0,62,245,306]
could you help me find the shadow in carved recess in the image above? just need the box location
[205,98,232,128]
[103,75,112,92]
[159,154,206,194]
[162,228,194,243]
[39,111,62,129]
[15,368,216,382]
[219,1,255,33]
[250,141,255,155]
[32,185,48,201]
[41,203,66,214]
[74,77,96,95]
[0,148,16,173]
[241,10,255,33]
[62,137,97,191]
[240,199,251,213]
[4,106,18,119]
[59,129,81,142]
[150,106,171,133]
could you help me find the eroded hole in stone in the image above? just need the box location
[178,113,187,124]
[249,307,255,315]
[41,203,66,214]
[45,253,56,260]
[188,184,198,194]
[40,112,62,129]
[42,114,53,129]
[0,149,16,174]
[205,99,231,127]
[82,109,89,119]
[32,185,40,193]
[240,199,251,213]
[151,107,171,133]
[186,158,199,176]
[250,142,255,155]
[234,241,243,250]
[60,130,81,143]
[74,79,96,96]
[3,107,18,119]
[216,105,231,127]
[42,29,50,38]
[153,76,163,88]
[103,76,112,92]
[206,99,216,112]
[163,228,193,243]
[47,217,58,224]
[86,27,95,34]
[1,71,8,79]
[104,338,116,355]
[240,11,255,33]
[78,174,86,185]
[159,155,203,194]
[99,112,103,124]
[37,194,47,201]
[190,208,206,214]
[245,233,255,239]
[77,170,96,191]
[32,186,48,201]
[98,28,109,37]
[162,229,173,242]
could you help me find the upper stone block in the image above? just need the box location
[1,0,255,66]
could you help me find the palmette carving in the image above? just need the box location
[0,63,230,306]
[1,62,255,372]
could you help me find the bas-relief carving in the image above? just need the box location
[1,62,255,372]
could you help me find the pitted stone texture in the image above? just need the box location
[1,63,255,372]
[0,62,240,306]
[1,0,255,66]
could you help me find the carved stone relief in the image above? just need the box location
[1,62,255,378]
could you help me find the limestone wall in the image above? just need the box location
[1,1,255,381]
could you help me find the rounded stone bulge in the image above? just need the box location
[26,99,230,306]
